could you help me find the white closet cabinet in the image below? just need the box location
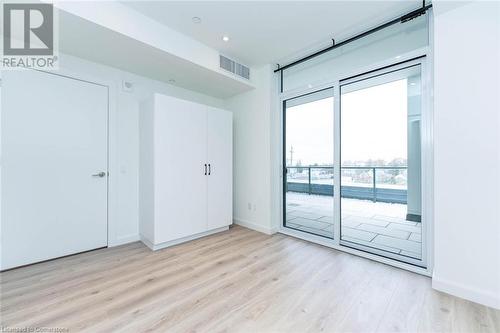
[139,94,232,250]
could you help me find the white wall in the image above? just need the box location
[26,53,226,247]
[225,65,276,234]
[432,1,500,309]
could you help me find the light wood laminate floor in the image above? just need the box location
[1,226,499,332]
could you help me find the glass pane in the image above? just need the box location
[282,14,428,93]
[340,64,423,264]
[284,88,334,238]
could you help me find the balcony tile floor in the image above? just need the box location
[285,192,422,259]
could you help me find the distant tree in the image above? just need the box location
[388,158,407,176]
[389,158,407,166]
[296,159,303,173]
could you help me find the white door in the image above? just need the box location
[207,108,233,230]
[154,95,208,242]
[1,70,108,270]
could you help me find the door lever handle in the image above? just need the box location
[92,172,106,178]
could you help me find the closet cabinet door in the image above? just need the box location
[207,108,233,230]
[154,95,208,243]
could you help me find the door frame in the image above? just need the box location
[338,59,427,268]
[282,87,335,238]
[275,46,434,276]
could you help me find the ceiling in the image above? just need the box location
[123,1,426,67]
[59,11,254,98]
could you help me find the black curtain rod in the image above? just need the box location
[274,3,432,73]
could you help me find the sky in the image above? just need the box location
[286,79,409,166]
[286,97,334,166]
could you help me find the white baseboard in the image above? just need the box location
[108,234,140,247]
[139,236,155,250]
[432,274,500,309]
[233,218,278,235]
[140,226,229,251]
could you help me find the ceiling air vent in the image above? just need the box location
[219,55,250,80]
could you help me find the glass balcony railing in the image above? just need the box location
[285,166,408,204]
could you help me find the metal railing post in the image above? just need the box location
[308,167,312,195]
[372,167,377,202]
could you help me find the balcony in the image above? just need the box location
[285,166,422,259]
[286,166,408,204]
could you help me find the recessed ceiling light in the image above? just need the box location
[222,36,229,42]
[192,16,201,24]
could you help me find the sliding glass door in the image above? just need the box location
[281,59,426,267]
[339,63,423,265]
[283,88,334,238]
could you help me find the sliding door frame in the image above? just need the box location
[339,59,427,268]
[276,46,433,276]
[282,87,335,238]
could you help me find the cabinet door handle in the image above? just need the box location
[204,164,207,175]
[208,164,211,175]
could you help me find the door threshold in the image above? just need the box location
[279,227,431,277]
